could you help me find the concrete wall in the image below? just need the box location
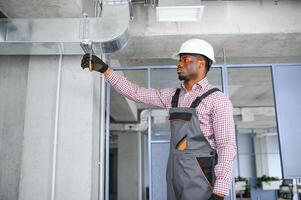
[18,55,61,200]
[55,55,101,200]
[0,56,29,200]
[0,55,102,200]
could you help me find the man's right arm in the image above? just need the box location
[81,54,174,108]
[104,68,173,109]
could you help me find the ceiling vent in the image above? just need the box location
[156,0,204,22]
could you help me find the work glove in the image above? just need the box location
[81,53,109,73]
[208,193,224,200]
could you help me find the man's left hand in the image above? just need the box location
[208,193,224,200]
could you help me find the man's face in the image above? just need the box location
[177,54,203,81]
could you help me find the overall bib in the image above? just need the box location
[166,88,220,200]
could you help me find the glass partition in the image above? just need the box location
[228,67,281,199]
[109,69,148,200]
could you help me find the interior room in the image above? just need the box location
[1,1,301,200]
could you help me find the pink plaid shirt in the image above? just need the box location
[106,70,237,196]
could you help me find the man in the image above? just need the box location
[81,39,237,200]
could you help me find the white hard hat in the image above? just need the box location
[173,39,216,63]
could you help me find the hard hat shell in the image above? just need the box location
[173,39,216,63]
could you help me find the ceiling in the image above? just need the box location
[112,0,301,65]
[113,33,301,66]
[1,0,299,132]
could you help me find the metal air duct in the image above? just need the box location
[0,2,130,55]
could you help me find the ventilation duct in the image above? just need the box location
[0,2,130,55]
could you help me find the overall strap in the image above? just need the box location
[171,88,181,108]
[190,88,220,108]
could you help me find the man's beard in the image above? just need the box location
[178,75,188,81]
[178,63,198,81]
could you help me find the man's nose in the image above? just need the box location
[177,61,185,68]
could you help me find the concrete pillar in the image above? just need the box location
[0,56,29,200]
[18,55,102,200]
[54,56,101,200]
[254,136,269,177]
[18,55,60,200]
[265,136,281,178]
[117,132,139,200]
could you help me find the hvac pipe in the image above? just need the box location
[0,3,130,55]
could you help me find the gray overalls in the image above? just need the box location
[166,88,220,200]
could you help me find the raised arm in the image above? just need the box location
[81,54,174,109]
[104,68,174,108]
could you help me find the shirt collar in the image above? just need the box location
[181,77,209,92]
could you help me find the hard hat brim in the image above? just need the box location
[171,52,216,63]
[171,52,180,60]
